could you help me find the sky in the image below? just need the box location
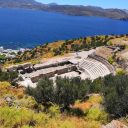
[36,0,128,9]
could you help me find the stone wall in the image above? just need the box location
[31,65,77,83]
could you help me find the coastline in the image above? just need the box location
[0,8,128,49]
[1,34,128,50]
[0,4,128,20]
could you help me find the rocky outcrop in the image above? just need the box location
[102,120,128,128]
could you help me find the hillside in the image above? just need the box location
[0,0,40,5]
[0,0,128,20]
[0,71,128,128]
[4,34,128,66]
[4,35,111,65]
[1,34,128,128]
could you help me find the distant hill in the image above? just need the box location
[0,0,39,4]
[0,0,128,20]
[124,9,128,14]
[48,3,58,6]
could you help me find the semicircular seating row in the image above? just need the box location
[79,58,111,80]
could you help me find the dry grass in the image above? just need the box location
[0,82,24,98]
[48,41,64,48]
[110,37,128,46]
[43,116,101,128]
[73,94,103,111]
[0,82,104,128]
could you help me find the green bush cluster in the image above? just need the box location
[116,68,126,75]
[102,75,128,118]
[86,108,108,123]
[27,74,128,119]
[26,77,91,110]
[0,106,51,128]
[2,73,128,127]
[0,70,18,83]
[0,105,104,128]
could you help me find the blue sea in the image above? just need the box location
[0,8,128,49]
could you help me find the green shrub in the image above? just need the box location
[102,75,128,118]
[116,68,126,75]
[0,70,18,83]
[90,78,103,93]
[69,108,85,117]
[107,41,113,46]
[18,96,38,109]
[86,108,108,123]
[48,105,60,117]
[27,77,91,110]
[108,56,114,64]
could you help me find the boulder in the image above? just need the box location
[102,120,128,128]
